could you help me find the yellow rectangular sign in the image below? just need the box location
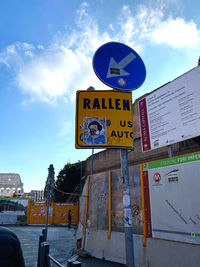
[75,90,134,149]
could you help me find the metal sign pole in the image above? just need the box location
[44,189,50,242]
[91,148,94,176]
[168,145,174,158]
[120,149,135,267]
[44,164,55,242]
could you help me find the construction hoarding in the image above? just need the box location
[75,90,134,149]
[139,66,200,151]
[142,151,200,244]
[27,202,78,225]
[80,166,143,234]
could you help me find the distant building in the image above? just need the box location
[0,173,24,196]
[24,190,44,202]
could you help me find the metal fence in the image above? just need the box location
[37,228,80,267]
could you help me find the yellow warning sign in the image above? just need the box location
[75,90,134,149]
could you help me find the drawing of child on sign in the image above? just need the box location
[83,117,106,145]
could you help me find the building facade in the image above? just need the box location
[24,190,44,202]
[0,173,24,197]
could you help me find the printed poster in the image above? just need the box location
[139,66,200,151]
[143,152,200,244]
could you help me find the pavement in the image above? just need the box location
[6,225,42,267]
[4,225,125,267]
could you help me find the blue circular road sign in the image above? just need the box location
[93,42,146,91]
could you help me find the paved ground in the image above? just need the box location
[7,226,42,267]
[5,226,125,267]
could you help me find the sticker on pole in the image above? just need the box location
[124,208,132,227]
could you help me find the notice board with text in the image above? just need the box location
[139,66,200,151]
[142,152,200,244]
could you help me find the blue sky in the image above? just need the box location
[0,0,200,192]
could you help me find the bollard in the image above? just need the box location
[67,261,81,267]
[42,228,47,236]
[37,234,45,267]
[71,261,81,266]
[42,228,47,242]
[41,242,50,267]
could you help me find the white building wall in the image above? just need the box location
[76,224,200,267]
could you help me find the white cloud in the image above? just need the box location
[116,5,164,49]
[24,50,34,57]
[15,3,112,104]
[0,3,200,104]
[0,42,35,68]
[17,48,95,103]
[37,45,44,50]
[151,17,200,47]
[118,5,200,48]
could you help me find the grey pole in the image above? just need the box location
[79,160,83,192]
[44,164,55,242]
[91,148,94,176]
[120,149,135,267]
[168,145,174,157]
[44,186,50,242]
[83,148,93,251]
